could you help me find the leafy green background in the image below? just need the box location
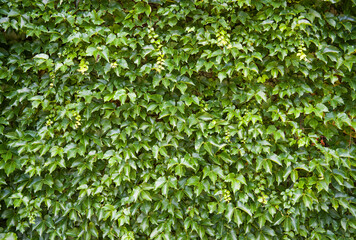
[0,0,355,239]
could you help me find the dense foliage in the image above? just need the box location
[0,0,356,239]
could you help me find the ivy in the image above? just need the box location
[0,0,355,239]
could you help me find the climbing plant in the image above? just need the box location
[0,0,355,239]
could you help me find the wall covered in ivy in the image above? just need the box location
[0,0,355,239]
